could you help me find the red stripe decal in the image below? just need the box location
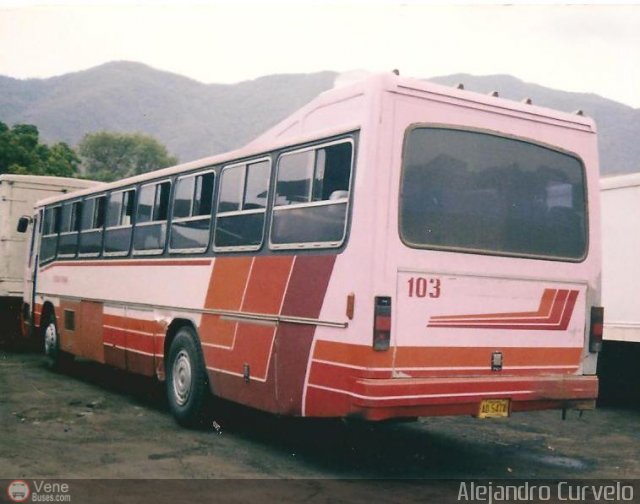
[428,288,579,330]
[431,288,557,321]
[202,254,337,416]
[279,255,337,414]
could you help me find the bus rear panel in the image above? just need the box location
[303,79,600,420]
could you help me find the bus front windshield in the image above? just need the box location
[399,127,587,261]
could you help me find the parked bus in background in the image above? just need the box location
[599,173,640,401]
[17,73,603,426]
[0,174,100,344]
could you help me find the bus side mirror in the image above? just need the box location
[16,216,31,233]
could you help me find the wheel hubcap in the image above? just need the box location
[44,323,57,357]
[172,350,192,406]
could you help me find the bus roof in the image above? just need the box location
[33,72,597,208]
[600,172,640,191]
[247,72,596,151]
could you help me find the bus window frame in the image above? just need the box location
[269,138,354,251]
[104,187,137,258]
[213,157,272,253]
[132,178,172,257]
[169,169,216,255]
[40,204,62,263]
[57,200,82,259]
[78,194,107,258]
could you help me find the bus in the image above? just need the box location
[17,73,602,426]
[0,174,100,344]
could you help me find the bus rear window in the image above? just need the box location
[399,128,587,260]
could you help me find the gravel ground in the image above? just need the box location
[1,349,639,483]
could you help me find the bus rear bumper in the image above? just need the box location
[349,374,598,421]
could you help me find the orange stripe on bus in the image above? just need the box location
[102,313,161,355]
[313,340,394,368]
[201,317,237,349]
[205,323,276,380]
[103,314,160,334]
[201,257,253,348]
[204,256,294,380]
[312,340,582,369]
[308,360,577,392]
[242,256,294,314]
[204,257,253,311]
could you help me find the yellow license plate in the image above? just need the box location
[478,399,511,418]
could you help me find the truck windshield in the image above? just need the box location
[399,127,587,260]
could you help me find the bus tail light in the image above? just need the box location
[373,296,391,351]
[589,306,604,353]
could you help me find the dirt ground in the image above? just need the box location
[1,347,639,484]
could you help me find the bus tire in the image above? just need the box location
[166,326,209,427]
[42,311,72,369]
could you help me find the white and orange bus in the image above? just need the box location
[18,73,602,426]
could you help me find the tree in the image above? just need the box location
[0,121,80,177]
[78,131,178,182]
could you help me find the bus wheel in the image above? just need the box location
[42,312,72,369]
[166,326,209,427]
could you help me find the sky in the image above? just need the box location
[1,1,639,108]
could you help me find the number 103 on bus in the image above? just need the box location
[407,277,441,298]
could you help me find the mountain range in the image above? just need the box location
[1,61,638,175]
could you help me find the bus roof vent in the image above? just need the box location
[522,97,533,105]
[573,109,584,116]
[456,83,464,90]
[490,90,499,97]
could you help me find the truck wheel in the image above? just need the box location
[42,311,72,369]
[166,326,209,427]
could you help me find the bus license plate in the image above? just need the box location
[478,399,510,418]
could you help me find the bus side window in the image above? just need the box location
[40,206,61,263]
[271,140,353,248]
[170,171,215,253]
[58,201,81,258]
[133,180,171,255]
[213,159,270,251]
[105,188,136,256]
[79,196,106,257]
